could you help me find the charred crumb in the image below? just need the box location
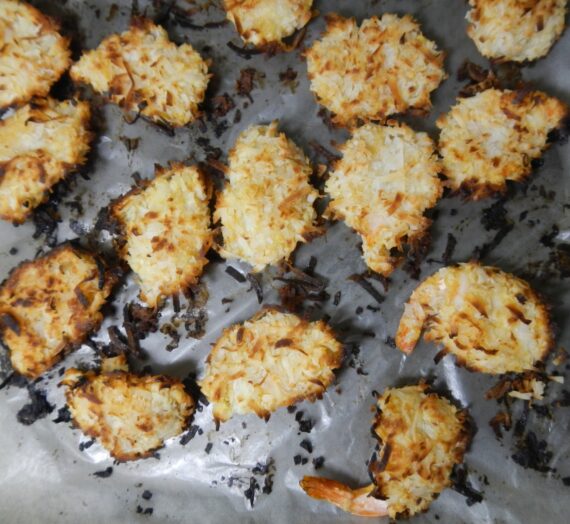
[209,94,235,118]
[295,411,314,433]
[119,136,141,153]
[300,439,313,453]
[348,274,384,305]
[124,303,159,340]
[93,466,113,478]
[474,223,514,260]
[355,306,363,315]
[457,60,499,98]
[16,386,54,425]
[277,266,329,312]
[107,325,141,357]
[244,477,260,507]
[160,323,180,352]
[481,199,510,231]
[52,405,72,424]
[312,456,325,469]
[293,454,308,465]
[540,225,559,248]
[136,505,154,515]
[346,343,368,376]
[333,291,341,306]
[442,233,457,265]
[9,247,18,255]
[227,42,263,60]
[287,405,297,414]
[562,477,570,486]
[384,336,396,349]
[279,67,298,91]
[246,274,263,304]
[204,442,213,454]
[142,490,153,501]
[225,266,247,283]
[450,465,484,506]
[512,431,554,472]
[195,137,222,159]
[79,438,96,451]
[180,424,201,445]
[236,68,263,101]
[32,203,61,247]
[489,411,512,439]
[366,305,380,312]
[309,140,341,165]
[233,109,242,124]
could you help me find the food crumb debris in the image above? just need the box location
[142,490,153,501]
[300,439,313,453]
[52,405,72,424]
[312,456,325,469]
[93,466,113,478]
[180,425,201,445]
[294,454,308,465]
[450,465,484,506]
[79,438,96,451]
[205,442,213,454]
[16,387,54,426]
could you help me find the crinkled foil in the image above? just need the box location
[1,1,569,523]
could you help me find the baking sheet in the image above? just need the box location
[1,0,570,522]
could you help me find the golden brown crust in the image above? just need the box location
[0,0,71,109]
[466,0,567,62]
[437,89,568,200]
[224,0,313,47]
[325,121,442,276]
[215,122,320,271]
[199,307,343,421]
[396,262,554,374]
[110,162,213,308]
[0,244,116,378]
[0,98,93,223]
[370,384,470,518]
[63,355,194,461]
[305,13,446,127]
[70,18,210,127]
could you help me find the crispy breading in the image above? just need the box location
[0,98,92,223]
[325,122,442,276]
[70,18,210,127]
[0,0,71,109]
[370,384,470,518]
[215,122,319,271]
[199,308,343,421]
[110,163,213,308]
[301,384,470,519]
[396,262,554,374]
[0,245,116,379]
[437,89,568,199]
[62,354,194,461]
[305,13,446,127]
[466,0,567,62]
[224,0,313,47]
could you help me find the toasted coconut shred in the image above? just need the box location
[70,18,210,127]
[215,122,319,271]
[437,89,567,199]
[224,0,313,47]
[301,384,470,519]
[0,0,71,109]
[199,308,343,422]
[396,262,554,374]
[0,245,116,379]
[305,13,446,127]
[0,98,92,223]
[326,122,442,276]
[466,0,567,62]
[111,163,213,308]
[62,354,194,461]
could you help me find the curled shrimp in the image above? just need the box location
[300,477,388,517]
[395,300,426,354]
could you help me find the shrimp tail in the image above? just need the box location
[395,300,426,354]
[300,477,388,517]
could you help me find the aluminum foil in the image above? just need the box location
[1,0,570,522]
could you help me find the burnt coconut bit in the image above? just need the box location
[0,244,116,379]
[62,354,195,461]
[199,308,343,422]
[396,262,554,374]
[301,384,471,518]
